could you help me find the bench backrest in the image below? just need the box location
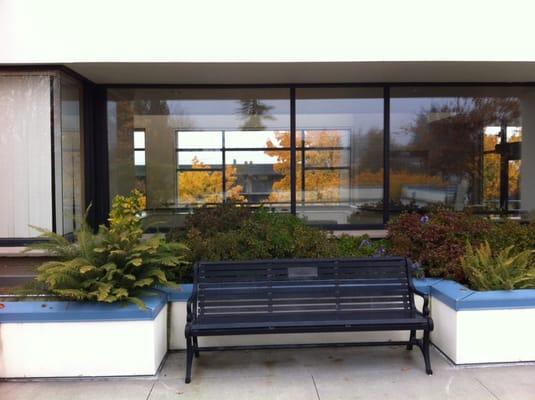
[193,257,415,319]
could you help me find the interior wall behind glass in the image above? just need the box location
[0,73,53,238]
[390,86,535,217]
[296,88,384,225]
[107,88,290,230]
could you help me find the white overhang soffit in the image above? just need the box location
[62,62,535,85]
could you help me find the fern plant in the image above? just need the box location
[461,241,535,291]
[25,190,188,308]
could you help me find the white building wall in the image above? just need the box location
[1,0,535,64]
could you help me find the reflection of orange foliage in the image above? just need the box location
[483,135,520,200]
[178,157,244,203]
[355,170,446,201]
[266,131,343,202]
[139,195,147,210]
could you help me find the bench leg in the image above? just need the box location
[185,336,194,384]
[421,330,433,375]
[406,330,416,350]
[193,336,200,358]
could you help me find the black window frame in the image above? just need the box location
[99,81,535,231]
[0,66,92,246]
[175,128,293,208]
[4,65,535,245]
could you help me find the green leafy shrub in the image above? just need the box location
[168,203,253,241]
[484,220,535,254]
[182,208,338,264]
[170,205,391,279]
[335,235,389,257]
[461,241,535,291]
[387,208,492,282]
[27,191,188,308]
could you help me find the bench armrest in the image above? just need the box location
[410,287,430,317]
[186,289,197,323]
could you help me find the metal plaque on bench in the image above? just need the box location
[287,266,318,279]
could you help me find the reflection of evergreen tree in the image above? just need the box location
[238,99,274,130]
[134,99,170,115]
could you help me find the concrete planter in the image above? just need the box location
[0,292,168,378]
[3,277,533,379]
[427,280,535,364]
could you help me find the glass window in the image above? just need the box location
[177,131,221,149]
[0,71,83,240]
[0,74,54,238]
[390,87,533,218]
[59,74,84,235]
[108,88,290,230]
[105,85,535,230]
[296,88,384,225]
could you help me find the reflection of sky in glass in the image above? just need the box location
[225,131,282,148]
[391,97,523,146]
[134,130,145,148]
[484,126,522,141]
[177,131,221,148]
[168,99,289,117]
[177,130,282,149]
[226,151,282,165]
[134,151,145,166]
[178,151,221,167]
[391,98,463,145]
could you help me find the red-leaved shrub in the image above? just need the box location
[387,208,492,282]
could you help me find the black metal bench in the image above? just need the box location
[184,257,433,383]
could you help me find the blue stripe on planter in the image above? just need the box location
[457,288,535,310]
[0,291,167,323]
[430,280,474,310]
[413,278,443,294]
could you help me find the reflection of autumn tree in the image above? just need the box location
[178,157,244,203]
[394,97,521,204]
[265,131,344,202]
[353,128,384,176]
[483,134,520,200]
[396,98,519,176]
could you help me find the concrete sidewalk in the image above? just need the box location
[2,346,534,400]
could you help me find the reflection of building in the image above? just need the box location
[234,163,282,204]
[400,185,457,207]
